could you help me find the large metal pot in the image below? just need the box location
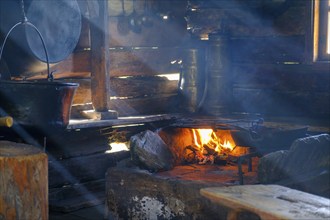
[0,80,78,128]
[0,0,81,76]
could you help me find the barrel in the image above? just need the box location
[0,0,81,76]
[201,32,232,116]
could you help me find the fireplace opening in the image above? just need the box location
[105,117,329,219]
[126,120,264,187]
[155,126,260,184]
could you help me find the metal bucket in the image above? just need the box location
[0,80,78,128]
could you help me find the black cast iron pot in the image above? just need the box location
[0,80,78,129]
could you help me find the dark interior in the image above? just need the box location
[0,0,329,219]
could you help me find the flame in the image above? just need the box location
[192,129,235,154]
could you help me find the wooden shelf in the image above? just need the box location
[67,114,179,130]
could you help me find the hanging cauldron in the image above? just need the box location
[0,80,78,128]
[0,0,81,76]
[0,0,79,129]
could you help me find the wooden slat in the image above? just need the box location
[71,94,182,118]
[232,88,330,117]
[48,151,129,188]
[187,5,306,38]
[200,185,330,220]
[108,48,182,77]
[67,113,179,130]
[51,51,91,75]
[44,127,112,158]
[65,76,178,105]
[110,76,178,97]
[71,93,179,117]
[230,35,305,63]
[109,94,179,116]
[49,179,105,213]
[232,63,330,91]
[32,47,182,79]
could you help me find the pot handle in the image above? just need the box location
[0,116,13,127]
[0,0,52,81]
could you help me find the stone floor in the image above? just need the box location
[49,203,107,220]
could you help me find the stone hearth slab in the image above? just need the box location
[105,163,259,219]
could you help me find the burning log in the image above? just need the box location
[183,144,228,165]
[157,127,239,166]
[183,144,200,163]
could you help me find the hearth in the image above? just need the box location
[126,115,309,185]
[105,115,326,219]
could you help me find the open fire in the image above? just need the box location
[185,129,236,165]
[130,124,260,185]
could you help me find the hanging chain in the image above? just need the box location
[20,0,28,22]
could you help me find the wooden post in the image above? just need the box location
[0,141,48,219]
[88,0,117,119]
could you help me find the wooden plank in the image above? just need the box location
[230,35,305,63]
[232,88,330,117]
[108,48,182,77]
[232,63,330,91]
[71,94,178,117]
[89,0,111,112]
[49,191,104,213]
[71,93,180,118]
[50,51,91,76]
[49,179,105,213]
[28,48,182,79]
[200,185,330,220]
[109,76,178,97]
[108,94,179,116]
[48,150,129,188]
[44,127,113,158]
[67,113,179,130]
[65,76,179,105]
[187,5,306,38]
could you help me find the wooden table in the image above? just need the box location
[200,184,330,220]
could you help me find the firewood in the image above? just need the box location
[0,141,48,220]
[130,130,175,171]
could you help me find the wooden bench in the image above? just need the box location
[200,184,330,220]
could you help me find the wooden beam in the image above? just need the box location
[89,0,111,112]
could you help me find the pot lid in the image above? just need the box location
[25,0,81,63]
